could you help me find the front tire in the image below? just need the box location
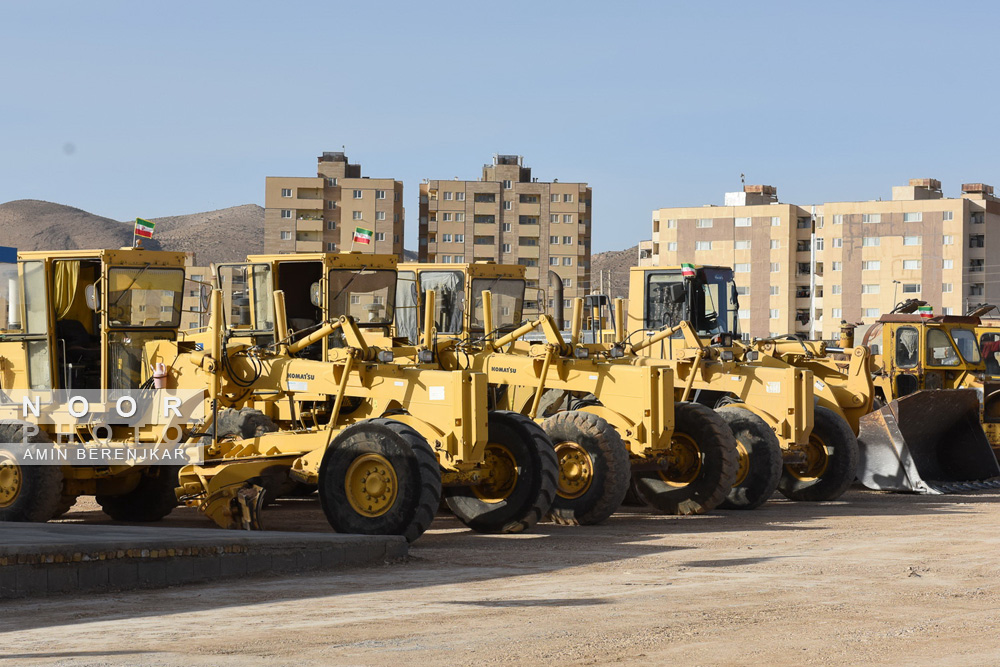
[715,405,783,510]
[445,411,558,533]
[0,422,63,522]
[778,406,859,502]
[632,402,738,515]
[97,466,181,522]
[542,410,630,525]
[319,419,441,542]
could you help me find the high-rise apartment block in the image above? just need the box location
[264,152,404,258]
[641,179,1000,341]
[419,155,592,309]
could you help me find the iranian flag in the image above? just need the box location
[681,263,696,277]
[919,305,933,319]
[353,226,373,245]
[134,218,155,239]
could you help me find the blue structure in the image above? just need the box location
[0,246,15,263]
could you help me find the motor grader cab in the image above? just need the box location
[0,248,195,523]
[622,265,858,509]
[394,262,740,525]
[977,314,1000,448]
[150,253,558,541]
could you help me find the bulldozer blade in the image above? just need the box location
[857,389,1000,494]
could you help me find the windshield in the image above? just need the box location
[107,267,184,328]
[418,270,465,334]
[950,328,981,364]
[395,271,419,343]
[471,278,525,332]
[926,328,960,367]
[328,269,395,326]
[644,267,739,337]
[217,264,274,333]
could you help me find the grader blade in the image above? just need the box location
[857,389,1000,494]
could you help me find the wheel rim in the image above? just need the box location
[787,433,831,481]
[344,453,398,517]
[554,441,594,500]
[661,433,702,487]
[0,457,22,508]
[732,440,750,487]
[472,443,519,503]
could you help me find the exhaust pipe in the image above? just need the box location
[548,270,564,330]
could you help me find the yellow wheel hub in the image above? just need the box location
[473,443,519,503]
[732,441,750,487]
[661,433,702,487]
[554,441,594,500]
[787,434,831,482]
[0,458,23,509]
[345,453,398,518]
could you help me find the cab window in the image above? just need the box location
[980,332,1000,376]
[894,326,919,368]
[926,328,960,367]
[951,329,981,364]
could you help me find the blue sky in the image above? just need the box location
[1,1,997,252]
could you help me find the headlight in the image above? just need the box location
[609,346,625,359]
[574,347,589,359]
[720,350,734,362]
[377,350,394,363]
[417,349,434,363]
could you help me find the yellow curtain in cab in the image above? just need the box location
[52,261,80,320]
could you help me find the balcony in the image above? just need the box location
[518,245,540,259]
[474,223,496,236]
[297,218,324,232]
[295,240,323,252]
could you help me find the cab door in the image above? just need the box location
[0,261,55,397]
[216,263,276,346]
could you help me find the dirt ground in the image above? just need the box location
[5,488,1000,666]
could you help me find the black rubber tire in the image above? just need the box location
[0,422,64,522]
[96,466,182,521]
[778,406,859,502]
[715,405,783,510]
[51,494,79,519]
[445,411,558,533]
[632,402,739,515]
[542,410,630,525]
[319,419,441,543]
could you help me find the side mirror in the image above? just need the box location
[309,282,322,307]
[85,283,100,311]
[668,282,686,304]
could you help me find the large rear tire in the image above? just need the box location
[778,406,858,502]
[0,422,63,522]
[715,405,782,510]
[445,411,558,533]
[542,410,630,525]
[97,466,181,522]
[319,419,441,542]
[632,402,738,515]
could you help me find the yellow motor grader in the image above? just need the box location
[155,254,557,541]
[0,248,197,523]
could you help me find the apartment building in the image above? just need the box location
[419,155,592,309]
[264,152,404,259]
[642,179,1000,341]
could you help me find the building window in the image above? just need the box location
[862,213,881,224]
[280,231,291,241]
[564,194,573,202]
[769,309,780,319]
[281,188,292,198]
[735,263,751,272]
[376,190,386,199]
[503,201,512,210]
[815,238,824,251]
[667,219,677,229]
[327,178,337,186]
[563,215,572,223]
[563,236,572,244]
[943,259,953,269]
[862,237,880,247]
[864,308,880,318]
[970,234,985,248]
[452,256,464,266]
[832,261,842,271]
[942,283,953,293]
[476,215,496,224]
[735,217,751,227]
[770,285,780,296]
[376,211,386,221]
[352,211,362,220]
[454,234,464,242]
[832,238,843,248]
[502,223,511,232]
[442,233,452,242]
[943,211,954,221]
[667,242,677,251]
[475,193,496,203]
[737,285,750,296]
[970,258,985,272]
[502,180,512,189]
[695,241,712,251]
[862,260,881,270]
[455,213,465,222]
[738,309,751,319]
[352,190,363,199]
[831,284,842,295]
[833,214,843,225]
[942,307,954,315]
[327,221,336,230]
[771,216,781,226]
[550,214,559,223]
[832,308,842,318]
[797,217,811,229]
[328,201,336,210]
[519,237,538,247]
[902,259,920,270]
[943,234,954,245]
[456,192,465,201]
[770,262,780,273]
[394,235,399,243]
[518,216,539,225]
[563,257,573,266]
[442,213,452,222]
[502,243,511,252]
[281,209,292,219]
[550,194,560,203]
[549,257,559,266]
[972,212,985,224]
[971,283,985,296]
[770,239,780,249]
[735,240,751,250]
[326,242,337,251]
[902,235,921,246]
[861,284,880,294]
[519,194,539,203]
[443,192,452,201]
[696,218,713,228]
[903,212,922,222]
[442,256,452,264]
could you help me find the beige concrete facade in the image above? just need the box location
[644,180,1000,340]
[418,155,592,310]
[264,152,404,259]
